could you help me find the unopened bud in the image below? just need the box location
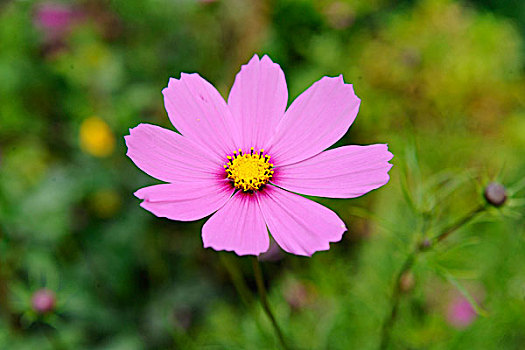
[31,289,56,314]
[259,238,285,262]
[484,182,507,207]
[399,272,415,293]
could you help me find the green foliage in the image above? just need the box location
[0,0,523,349]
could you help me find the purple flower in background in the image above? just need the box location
[447,296,477,329]
[34,2,78,41]
[125,55,393,256]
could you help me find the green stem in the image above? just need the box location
[433,205,487,243]
[379,204,487,349]
[378,252,416,350]
[219,254,254,307]
[219,253,270,344]
[252,257,289,350]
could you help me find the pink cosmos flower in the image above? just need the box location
[125,55,393,256]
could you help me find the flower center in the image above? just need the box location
[224,148,274,192]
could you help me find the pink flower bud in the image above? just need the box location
[259,238,285,262]
[399,272,415,293]
[31,289,56,314]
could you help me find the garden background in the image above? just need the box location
[0,0,524,349]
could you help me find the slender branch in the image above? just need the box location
[433,205,487,243]
[252,257,289,350]
[379,204,487,349]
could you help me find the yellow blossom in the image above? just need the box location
[79,116,115,157]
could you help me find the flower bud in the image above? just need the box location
[31,289,56,314]
[258,238,285,262]
[399,272,415,293]
[483,182,507,207]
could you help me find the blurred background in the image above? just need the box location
[0,0,524,349]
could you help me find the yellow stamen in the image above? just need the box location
[225,148,274,192]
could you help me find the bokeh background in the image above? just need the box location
[1,0,524,349]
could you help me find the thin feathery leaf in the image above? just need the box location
[438,268,488,317]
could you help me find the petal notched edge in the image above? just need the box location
[273,144,393,198]
[125,123,222,183]
[162,73,239,160]
[256,186,346,257]
[202,192,270,256]
[267,75,360,166]
[228,54,288,151]
[135,181,234,222]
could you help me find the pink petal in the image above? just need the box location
[135,181,234,221]
[125,123,222,183]
[163,73,238,159]
[274,144,393,198]
[228,54,288,150]
[257,186,347,256]
[267,76,360,166]
[202,192,269,255]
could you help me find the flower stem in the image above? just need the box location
[378,251,416,350]
[252,257,289,350]
[379,204,487,349]
[219,253,272,343]
[219,254,254,307]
